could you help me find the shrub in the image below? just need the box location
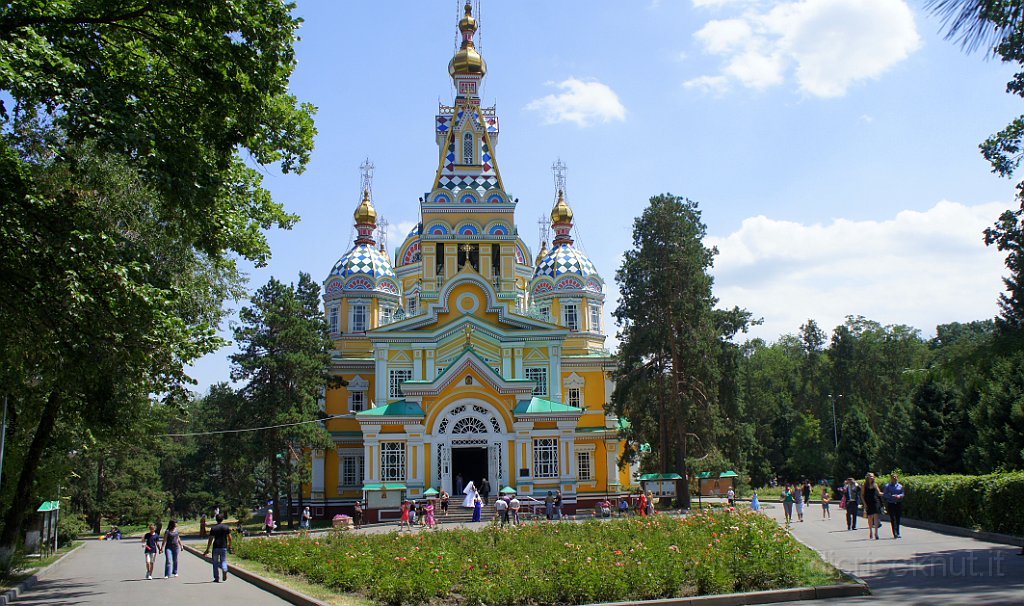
[233,512,841,606]
[902,472,1024,535]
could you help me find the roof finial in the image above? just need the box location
[359,157,375,198]
[354,160,378,246]
[552,158,567,201]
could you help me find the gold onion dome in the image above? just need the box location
[354,188,377,224]
[449,2,487,77]
[550,190,574,223]
[535,240,549,266]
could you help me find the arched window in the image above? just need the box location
[451,417,488,434]
[462,132,474,164]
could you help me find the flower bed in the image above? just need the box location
[232,510,841,605]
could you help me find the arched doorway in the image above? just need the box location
[432,401,507,498]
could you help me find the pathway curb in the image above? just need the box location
[585,579,869,606]
[0,541,85,606]
[896,516,1023,547]
[182,544,329,606]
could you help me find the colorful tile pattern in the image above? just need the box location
[534,244,600,279]
[330,243,396,279]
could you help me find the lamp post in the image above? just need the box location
[828,394,842,449]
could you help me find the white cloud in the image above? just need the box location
[525,78,627,127]
[693,0,757,7]
[686,0,921,97]
[707,201,1008,340]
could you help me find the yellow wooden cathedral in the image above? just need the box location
[306,3,631,521]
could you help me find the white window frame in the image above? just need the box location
[388,368,412,399]
[525,367,548,396]
[349,390,366,413]
[567,387,582,409]
[340,453,365,487]
[350,302,368,332]
[380,442,406,482]
[539,305,552,323]
[577,450,594,481]
[328,305,340,335]
[380,304,395,326]
[462,131,474,164]
[407,296,419,317]
[533,438,559,479]
[589,302,601,333]
[563,303,580,332]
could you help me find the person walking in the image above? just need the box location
[781,485,794,524]
[479,478,490,506]
[751,491,761,512]
[203,513,232,583]
[801,481,811,510]
[509,494,521,525]
[638,491,648,517]
[264,505,275,536]
[300,506,312,530]
[455,473,464,495]
[554,490,563,520]
[425,500,436,529]
[472,492,483,523]
[821,486,831,519]
[353,500,364,529]
[162,520,182,578]
[794,484,805,522]
[843,478,861,530]
[726,487,735,507]
[545,491,554,520]
[142,523,162,580]
[863,472,884,540]
[883,473,905,538]
[199,513,207,538]
[495,495,509,526]
[440,490,450,517]
[399,500,411,531]
[645,491,656,516]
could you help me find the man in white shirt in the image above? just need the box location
[509,495,521,525]
[495,496,509,526]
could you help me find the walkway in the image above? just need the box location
[758,502,1024,605]
[11,538,291,606]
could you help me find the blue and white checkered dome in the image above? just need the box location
[330,243,397,279]
[533,243,600,281]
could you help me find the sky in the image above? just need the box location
[187,0,1020,394]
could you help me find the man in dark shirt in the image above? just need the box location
[203,513,232,582]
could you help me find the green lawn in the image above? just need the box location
[233,511,846,606]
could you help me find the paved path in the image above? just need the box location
[757,502,1024,605]
[12,539,291,605]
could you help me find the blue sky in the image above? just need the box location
[188,0,1019,393]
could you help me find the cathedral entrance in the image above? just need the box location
[452,446,489,504]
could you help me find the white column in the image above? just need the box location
[605,438,621,493]
[407,424,425,486]
[514,348,524,379]
[558,420,577,485]
[413,350,423,381]
[502,348,511,379]
[513,421,533,483]
[426,349,435,380]
[374,343,389,404]
[311,449,325,499]
[549,345,562,402]
[364,433,380,483]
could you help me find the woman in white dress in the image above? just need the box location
[461,480,476,508]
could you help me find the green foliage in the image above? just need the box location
[233,513,841,605]
[902,472,1024,535]
[612,194,755,494]
[966,349,1024,470]
[832,403,878,484]
[57,512,88,546]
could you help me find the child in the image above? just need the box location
[751,491,761,512]
[425,500,436,529]
[399,500,411,531]
[821,486,831,519]
[142,523,162,580]
[409,501,418,526]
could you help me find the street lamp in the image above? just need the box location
[828,394,842,449]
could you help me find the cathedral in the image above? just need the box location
[306,3,631,522]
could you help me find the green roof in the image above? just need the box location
[37,500,60,512]
[696,472,715,479]
[356,401,425,417]
[423,488,440,496]
[513,397,581,415]
[499,486,517,494]
[640,473,683,481]
[363,483,407,491]
[720,470,739,478]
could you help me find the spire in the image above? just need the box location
[534,240,549,266]
[449,1,486,98]
[354,188,377,245]
[550,159,574,246]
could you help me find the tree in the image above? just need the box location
[0,0,314,552]
[832,402,879,484]
[612,194,753,507]
[966,350,1024,470]
[230,274,335,527]
[788,413,831,481]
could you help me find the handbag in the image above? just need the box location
[839,494,847,509]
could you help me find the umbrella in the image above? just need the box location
[499,486,516,494]
[423,488,440,497]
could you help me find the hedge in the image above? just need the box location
[902,472,1024,536]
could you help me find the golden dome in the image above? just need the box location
[449,2,487,77]
[550,190,573,224]
[534,240,549,266]
[354,188,377,225]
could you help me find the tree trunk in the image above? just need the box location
[0,391,62,550]
[92,456,104,534]
[270,454,280,525]
[285,451,294,530]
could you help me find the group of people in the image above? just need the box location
[141,520,183,580]
[780,480,814,524]
[398,498,439,530]
[840,473,905,539]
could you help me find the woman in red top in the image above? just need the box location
[638,492,648,517]
[399,500,411,531]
